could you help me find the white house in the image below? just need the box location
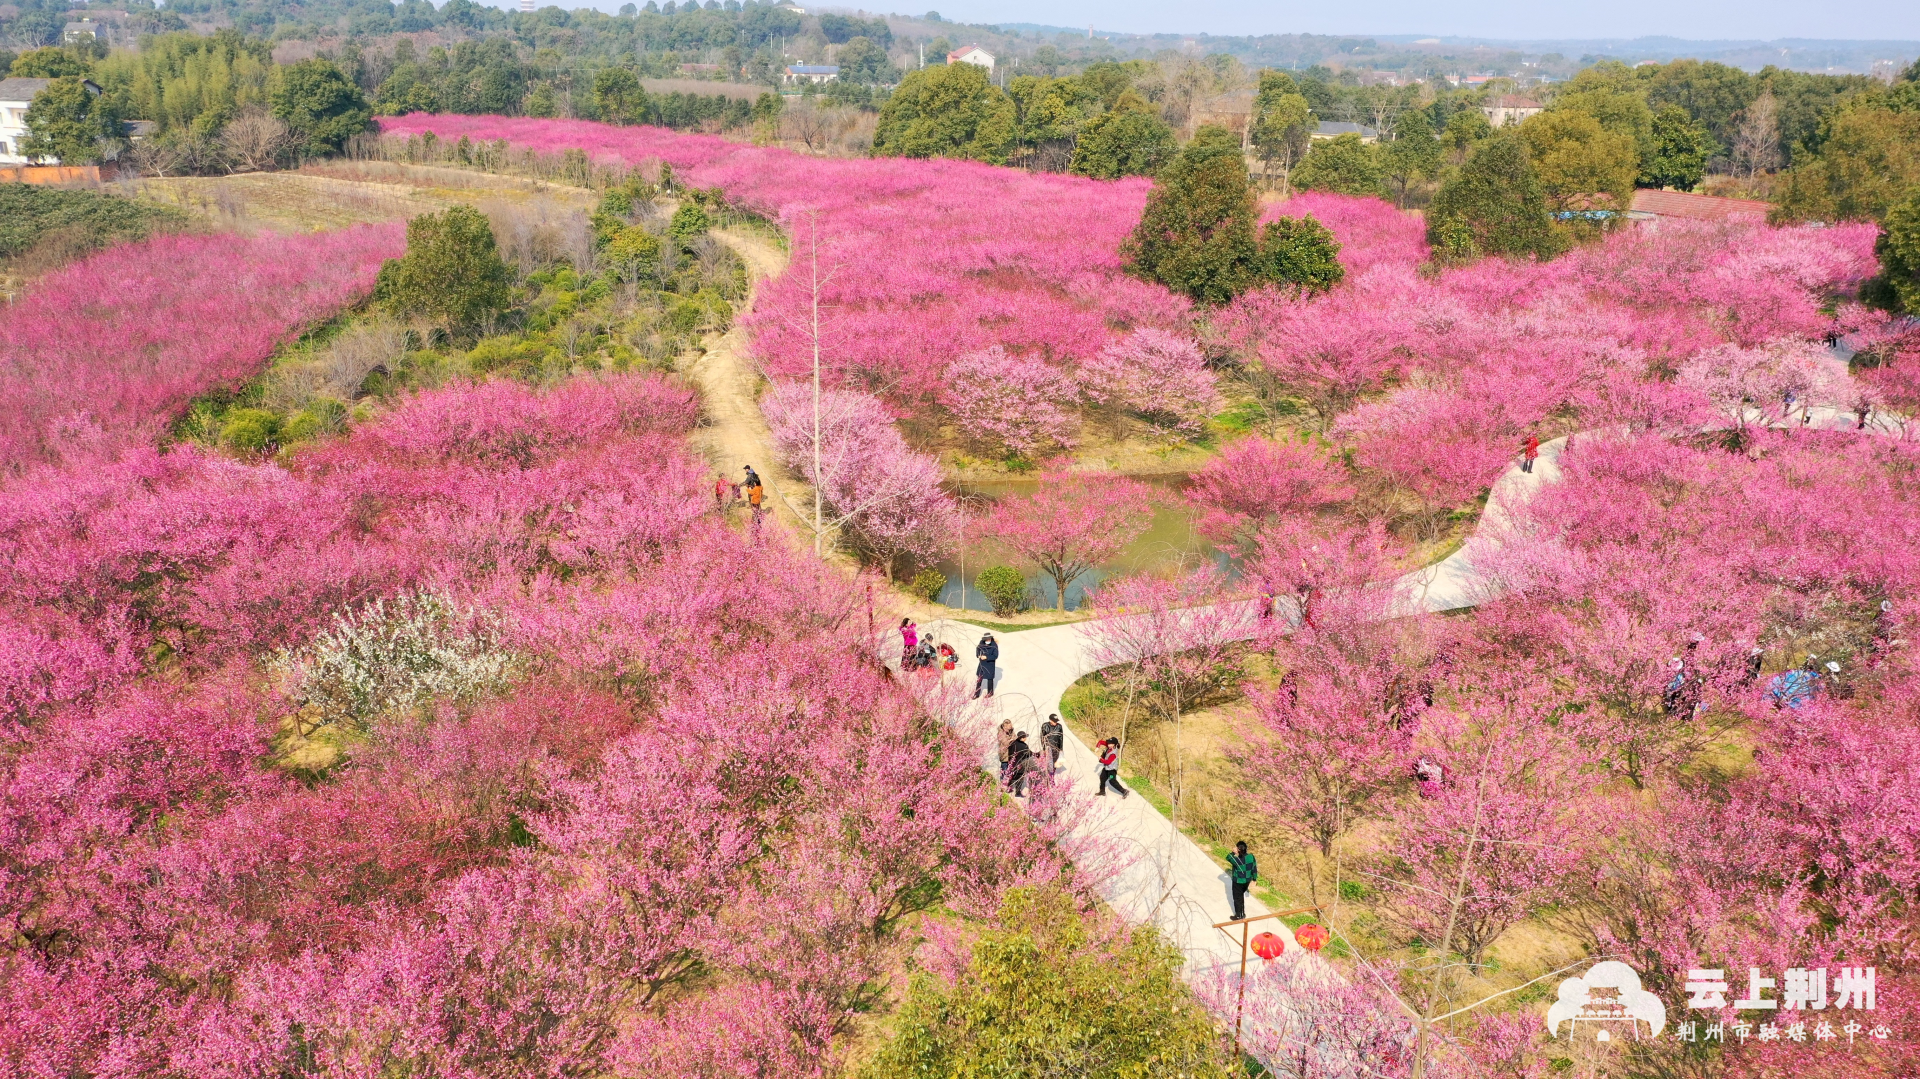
[783,64,839,85]
[1311,120,1378,143]
[946,44,993,72]
[1482,95,1544,127]
[0,78,104,165]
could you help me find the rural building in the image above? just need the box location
[1311,120,1378,142]
[63,18,100,42]
[1628,189,1772,223]
[783,64,839,85]
[1483,95,1544,126]
[0,78,106,165]
[947,45,994,71]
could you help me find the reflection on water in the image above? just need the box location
[933,474,1239,613]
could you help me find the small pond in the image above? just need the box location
[932,474,1240,613]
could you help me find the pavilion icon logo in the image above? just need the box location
[1546,961,1669,1042]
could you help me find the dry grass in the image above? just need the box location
[131,163,601,234]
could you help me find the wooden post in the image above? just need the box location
[1213,905,1324,1062]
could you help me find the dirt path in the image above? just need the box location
[684,228,811,533]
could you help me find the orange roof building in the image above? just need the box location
[1629,189,1771,223]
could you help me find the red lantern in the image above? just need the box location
[1294,923,1330,952]
[1250,931,1286,960]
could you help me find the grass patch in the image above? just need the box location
[954,615,1085,634]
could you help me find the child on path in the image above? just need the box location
[1095,739,1129,798]
[1227,841,1258,921]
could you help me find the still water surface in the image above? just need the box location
[932,475,1239,613]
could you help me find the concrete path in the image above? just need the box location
[903,403,1908,978]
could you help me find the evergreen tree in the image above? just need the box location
[1292,131,1386,197]
[1249,69,1313,194]
[1427,133,1562,262]
[1258,214,1345,294]
[1122,125,1260,304]
[375,205,512,328]
[1068,90,1175,179]
[20,77,123,164]
[1639,104,1715,190]
[873,61,1014,163]
[269,59,371,155]
[861,887,1230,1079]
[1381,109,1442,206]
[593,67,647,125]
[1869,190,1920,314]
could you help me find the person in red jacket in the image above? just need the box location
[1522,434,1541,474]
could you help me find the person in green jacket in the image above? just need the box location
[1227,841,1257,921]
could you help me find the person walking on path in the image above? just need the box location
[1227,841,1258,921]
[1039,714,1065,774]
[899,618,917,666]
[743,466,765,517]
[1095,739,1129,798]
[973,633,999,699]
[1521,434,1540,474]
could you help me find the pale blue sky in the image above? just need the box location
[932,0,1919,44]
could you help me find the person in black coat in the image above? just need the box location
[973,633,999,699]
[1039,714,1065,773]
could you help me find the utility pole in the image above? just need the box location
[809,211,823,557]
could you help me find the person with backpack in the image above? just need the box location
[1095,739,1128,798]
[1227,841,1258,921]
[973,633,999,699]
[1039,714,1065,774]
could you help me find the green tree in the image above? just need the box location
[872,61,1014,164]
[1249,70,1313,194]
[1773,97,1920,223]
[1122,125,1260,304]
[1639,104,1714,189]
[270,59,371,155]
[604,225,663,282]
[1441,108,1492,165]
[1008,74,1094,168]
[1068,89,1175,179]
[524,82,558,118]
[1552,60,1655,162]
[376,205,512,328]
[1292,132,1385,197]
[668,202,710,240]
[593,67,647,125]
[1518,109,1637,215]
[20,77,122,164]
[862,887,1230,1079]
[8,46,90,78]
[835,35,895,85]
[1427,133,1562,262]
[1380,109,1441,207]
[1870,190,1920,314]
[1258,213,1345,293]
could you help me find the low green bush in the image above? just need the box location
[220,408,281,452]
[907,567,946,603]
[975,566,1028,617]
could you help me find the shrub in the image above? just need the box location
[907,567,947,603]
[0,185,189,260]
[377,205,513,329]
[975,565,1028,617]
[219,407,281,451]
[668,203,710,241]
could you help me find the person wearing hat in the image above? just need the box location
[973,632,999,699]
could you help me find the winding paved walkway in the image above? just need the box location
[910,404,1906,976]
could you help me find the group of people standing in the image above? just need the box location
[995,714,1065,797]
[712,466,766,519]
